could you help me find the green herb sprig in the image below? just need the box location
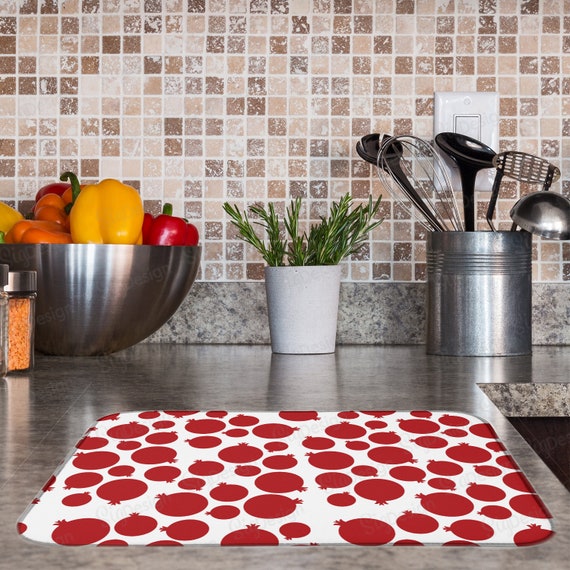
[223,193,383,266]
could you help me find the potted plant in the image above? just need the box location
[223,193,383,354]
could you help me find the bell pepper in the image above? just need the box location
[69,178,144,244]
[2,219,73,244]
[33,193,69,230]
[142,203,200,246]
[34,181,71,203]
[0,201,24,234]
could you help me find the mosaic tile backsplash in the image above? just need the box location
[1,0,570,282]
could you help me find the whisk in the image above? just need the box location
[377,135,464,232]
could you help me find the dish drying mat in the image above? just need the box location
[18,410,554,547]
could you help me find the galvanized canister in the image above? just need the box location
[426,231,532,356]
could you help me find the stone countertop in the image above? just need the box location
[1,344,569,569]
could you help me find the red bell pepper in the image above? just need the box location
[142,203,199,246]
[34,182,71,202]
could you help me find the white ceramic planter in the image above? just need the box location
[264,265,342,354]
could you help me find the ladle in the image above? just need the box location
[434,132,496,231]
[510,191,570,240]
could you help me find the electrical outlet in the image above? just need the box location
[434,92,499,191]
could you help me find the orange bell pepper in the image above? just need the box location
[3,219,73,244]
[33,193,69,230]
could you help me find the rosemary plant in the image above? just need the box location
[223,193,383,266]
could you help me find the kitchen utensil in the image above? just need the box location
[509,191,570,240]
[382,135,464,231]
[357,133,442,232]
[434,132,497,231]
[486,151,561,231]
[0,243,201,355]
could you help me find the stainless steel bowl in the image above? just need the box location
[0,244,201,356]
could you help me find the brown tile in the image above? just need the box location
[0,76,16,94]
[374,36,392,54]
[18,77,36,94]
[81,56,99,74]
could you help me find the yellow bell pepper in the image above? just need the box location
[69,178,144,244]
[0,201,24,234]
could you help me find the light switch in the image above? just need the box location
[434,92,499,191]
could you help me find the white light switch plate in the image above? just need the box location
[434,91,499,191]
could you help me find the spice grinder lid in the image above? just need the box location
[6,270,37,292]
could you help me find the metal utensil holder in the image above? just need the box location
[426,231,532,356]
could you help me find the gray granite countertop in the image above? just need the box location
[1,344,569,569]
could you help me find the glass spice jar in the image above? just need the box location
[0,264,8,377]
[6,270,37,374]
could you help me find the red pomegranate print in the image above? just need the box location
[224,428,248,438]
[335,518,395,546]
[397,418,440,434]
[218,443,263,463]
[206,505,240,520]
[354,478,405,505]
[302,436,335,450]
[410,410,432,418]
[52,518,110,545]
[185,418,226,434]
[262,454,297,470]
[369,431,401,445]
[185,436,222,449]
[98,412,120,421]
[351,465,378,478]
[394,539,423,546]
[206,410,228,418]
[163,410,198,418]
[410,435,448,449]
[438,414,470,427]
[210,482,249,502]
[496,454,518,470]
[364,420,387,430]
[146,539,180,546]
[445,443,492,464]
[389,466,426,483]
[396,511,439,534]
[106,421,149,440]
[131,446,177,465]
[278,411,320,422]
[427,477,456,491]
[513,523,554,546]
[474,465,501,477]
[234,465,261,477]
[138,411,161,419]
[243,494,302,519]
[486,441,506,452]
[107,465,135,477]
[221,524,279,546]
[361,410,396,418]
[338,411,360,419]
[252,423,299,439]
[155,492,208,517]
[229,414,260,427]
[160,519,209,541]
[280,522,311,540]
[64,472,103,489]
[444,519,494,541]
[96,478,148,505]
[314,472,352,490]
[367,446,416,465]
[478,505,512,520]
[469,422,498,439]
[442,428,468,438]
[503,471,532,492]
[306,450,354,470]
[76,436,108,450]
[41,475,56,492]
[466,482,506,502]
[72,451,120,470]
[178,477,205,490]
[345,440,370,451]
[145,431,178,445]
[62,492,92,507]
[255,472,306,493]
[188,460,224,476]
[327,492,356,507]
[264,441,288,452]
[114,513,158,537]
[509,494,551,519]
[426,459,463,476]
[117,441,140,451]
[144,466,182,483]
[325,422,366,440]
[152,420,175,429]
[416,492,474,517]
